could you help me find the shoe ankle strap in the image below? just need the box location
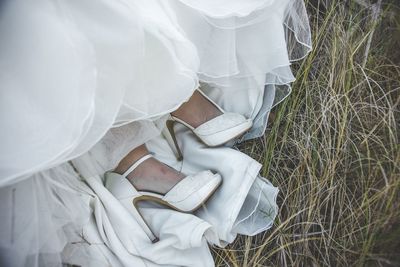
[196,88,224,113]
[122,153,154,178]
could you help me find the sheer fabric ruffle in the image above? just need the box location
[0,0,311,184]
[0,0,311,266]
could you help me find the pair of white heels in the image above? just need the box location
[104,89,252,243]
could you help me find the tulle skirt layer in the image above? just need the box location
[0,0,311,184]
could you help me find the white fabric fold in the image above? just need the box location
[72,123,279,266]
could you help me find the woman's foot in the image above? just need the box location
[166,88,252,151]
[114,144,185,195]
[171,90,223,128]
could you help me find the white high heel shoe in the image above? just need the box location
[104,154,222,243]
[165,89,252,160]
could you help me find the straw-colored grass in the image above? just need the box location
[213,0,400,266]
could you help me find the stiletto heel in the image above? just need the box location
[165,119,183,161]
[120,191,159,243]
[105,154,222,243]
[105,169,159,243]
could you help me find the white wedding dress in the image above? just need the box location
[0,0,311,266]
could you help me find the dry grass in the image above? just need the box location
[213,0,400,266]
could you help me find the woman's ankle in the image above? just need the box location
[114,144,185,194]
[171,90,222,128]
[114,144,149,175]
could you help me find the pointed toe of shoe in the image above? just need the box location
[193,113,252,146]
[162,170,222,212]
